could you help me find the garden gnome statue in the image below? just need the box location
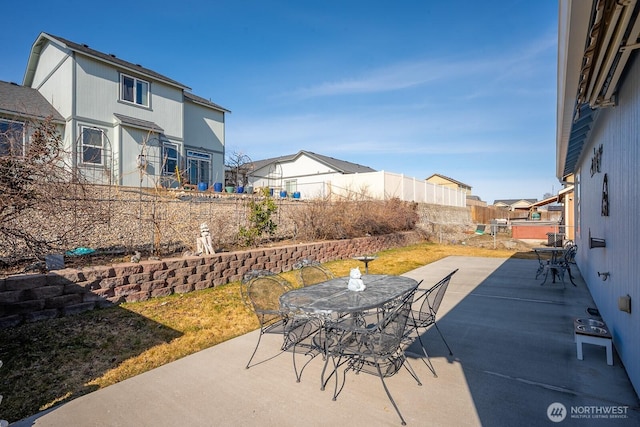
[196,223,215,255]
[347,267,366,291]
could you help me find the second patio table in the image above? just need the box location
[279,274,418,315]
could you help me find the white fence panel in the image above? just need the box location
[328,171,466,207]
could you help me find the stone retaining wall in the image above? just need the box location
[0,232,424,327]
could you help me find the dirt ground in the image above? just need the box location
[458,231,542,251]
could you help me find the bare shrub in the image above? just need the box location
[292,196,418,241]
[0,118,105,262]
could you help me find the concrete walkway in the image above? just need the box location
[11,256,640,426]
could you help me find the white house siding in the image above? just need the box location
[118,126,154,187]
[249,155,343,198]
[183,101,225,185]
[75,57,120,120]
[28,42,73,133]
[37,41,187,186]
[575,53,640,396]
[145,83,184,137]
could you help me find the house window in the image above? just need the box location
[0,119,25,156]
[81,127,104,165]
[187,150,211,185]
[163,143,178,175]
[284,179,297,194]
[120,74,149,106]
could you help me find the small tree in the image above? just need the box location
[224,150,252,188]
[238,188,278,246]
[0,117,102,262]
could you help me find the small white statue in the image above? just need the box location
[347,267,366,291]
[196,223,215,255]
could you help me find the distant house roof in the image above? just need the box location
[0,80,64,123]
[425,173,471,189]
[493,199,538,206]
[250,150,377,174]
[531,195,559,208]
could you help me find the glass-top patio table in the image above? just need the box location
[280,274,418,315]
[533,247,574,285]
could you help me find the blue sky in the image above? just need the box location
[2,0,559,204]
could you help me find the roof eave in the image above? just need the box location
[23,33,51,86]
[556,0,595,180]
[25,33,191,91]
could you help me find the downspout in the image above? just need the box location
[71,51,78,174]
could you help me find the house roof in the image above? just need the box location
[531,195,559,208]
[557,1,640,179]
[425,173,471,189]
[24,33,189,90]
[113,113,164,133]
[22,33,230,113]
[250,150,376,174]
[557,185,574,202]
[493,199,538,206]
[184,92,230,114]
[0,80,64,123]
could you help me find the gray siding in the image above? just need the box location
[184,101,225,183]
[575,53,640,396]
[30,42,73,117]
[21,33,226,190]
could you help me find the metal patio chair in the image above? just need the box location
[540,245,578,287]
[556,244,578,286]
[320,285,421,426]
[241,270,321,379]
[294,259,335,287]
[406,269,458,377]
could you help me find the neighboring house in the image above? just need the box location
[492,199,538,211]
[557,0,640,396]
[247,150,467,206]
[247,150,376,198]
[19,32,228,188]
[425,173,472,195]
[0,80,65,154]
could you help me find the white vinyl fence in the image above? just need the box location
[326,171,466,207]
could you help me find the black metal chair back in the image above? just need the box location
[298,264,334,287]
[294,259,334,287]
[414,269,458,324]
[241,270,293,369]
[564,245,577,265]
[320,285,421,426]
[408,268,458,372]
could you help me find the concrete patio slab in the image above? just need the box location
[11,256,640,426]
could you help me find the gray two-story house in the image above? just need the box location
[18,32,228,188]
